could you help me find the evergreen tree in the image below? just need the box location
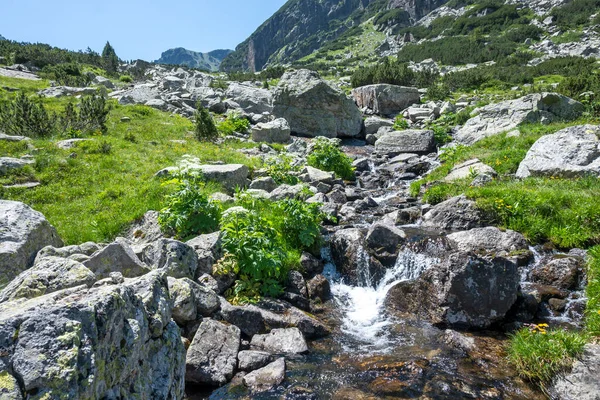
[194,103,218,142]
[101,41,119,74]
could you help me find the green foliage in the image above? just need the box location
[307,138,355,181]
[504,24,544,43]
[550,0,600,30]
[426,82,451,101]
[373,9,410,27]
[450,2,527,35]
[158,173,222,239]
[101,41,119,74]
[39,63,91,87]
[0,40,102,70]
[274,199,324,250]
[119,75,133,83]
[62,94,109,135]
[209,79,229,90]
[508,327,587,385]
[194,104,219,142]
[351,57,438,88]
[586,246,600,336]
[0,92,55,137]
[217,112,250,135]
[264,154,301,185]
[227,66,285,82]
[393,115,410,130]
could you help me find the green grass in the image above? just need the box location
[1,95,259,244]
[551,31,584,45]
[586,246,600,336]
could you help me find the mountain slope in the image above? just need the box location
[155,48,233,71]
[220,0,449,72]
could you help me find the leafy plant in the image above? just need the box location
[60,94,109,135]
[194,103,219,142]
[158,172,222,239]
[274,199,324,250]
[264,154,301,185]
[217,111,250,135]
[393,115,410,130]
[119,75,133,83]
[307,137,355,180]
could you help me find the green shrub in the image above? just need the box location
[550,0,600,29]
[508,326,587,385]
[0,92,56,137]
[158,173,222,239]
[351,57,438,88]
[194,104,219,142]
[40,63,91,86]
[273,199,324,250]
[393,115,410,130]
[426,82,451,101]
[217,112,250,135]
[119,75,133,83]
[60,94,109,135]
[307,138,355,180]
[264,154,301,185]
[209,79,229,90]
[586,246,600,336]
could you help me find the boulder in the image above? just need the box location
[300,166,335,185]
[0,201,63,288]
[351,84,420,116]
[307,274,331,301]
[375,130,436,156]
[237,350,272,372]
[268,184,307,201]
[251,118,291,144]
[0,133,31,142]
[83,238,150,280]
[250,328,308,354]
[196,164,249,193]
[243,358,286,393]
[35,242,100,261]
[386,253,520,329]
[364,116,394,136]
[447,227,529,256]
[185,319,240,386]
[365,223,406,254]
[551,344,600,400]
[249,177,278,192]
[186,232,222,276]
[455,93,584,145]
[445,159,497,182]
[530,256,585,290]
[0,157,34,175]
[421,195,485,231]
[273,69,363,138]
[0,256,95,303]
[0,271,186,399]
[225,82,273,115]
[167,277,198,324]
[126,210,164,245]
[92,75,115,89]
[516,125,600,178]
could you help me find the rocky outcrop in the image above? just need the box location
[530,256,585,290]
[516,125,600,178]
[272,69,363,138]
[225,82,273,115]
[551,344,600,400]
[446,227,529,256]
[155,47,233,71]
[375,130,436,156]
[251,118,291,143]
[0,157,34,175]
[421,195,485,231]
[0,270,186,399]
[455,93,584,145]
[0,201,63,288]
[352,84,420,116]
[83,238,150,279]
[140,238,198,279]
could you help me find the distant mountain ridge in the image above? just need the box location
[0,34,6,41]
[155,48,233,71]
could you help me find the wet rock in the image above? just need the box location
[365,223,406,254]
[445,159,497,182]
[447,227,529,257]
[386,253,520,329]
[0,200,63,287]
[286,270,308,297]
[273,69,363,138]
[251,328,308,354]
[351,84,420,116]
[186,232,222,277]
[455,93,584,145]
[530,256,584,290]
[83,237,150,280]
[0,270,185,399]
[516,125,600,178]
[443,329,476,353]
[141,238,198,279]
[251,118,291,144]
[300,252,324,276]
[243,358,285,393]
[307,274,331,301]
[551,344,600,400]
[185,319,240,386]
[421,195,485,231]
[0,256,95,303]
[238,350,272,372]
[375,130,436,156]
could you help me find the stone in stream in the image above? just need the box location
[530,256,585,291]
[0,200,63,288]
[238,350,273,372]
[446,227,529,257]
[250,328,308,354]
[421,195,485,231]
[185,319,240,386]
[243,358,286,393]
[374,130,436,156]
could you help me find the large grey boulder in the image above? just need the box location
[273,69,363,138]
[455,93,584,145]
[251,118,291,144]
[140,238,198,279]
[238,350,272,372]
[386,253,520,329]
[186,232,222,276]
[185,319,240,386]
[113,83,162,105]
[551,344,600,400]
[243,358,285,393]
[364,116,394,136]
[516,125,600,178]
[445,159,497,182]
[0,157,34,175]
[375,130,436,156]
[351,84,420,116]
[0,256,95,303]
[0,270,186,399]
[225,82,273,115]
[83,237,150,280]
[421,195,485,231]
[250,327,308,354]
[196,164,249,193]
[447,227,529,256]
[0,201,63,288]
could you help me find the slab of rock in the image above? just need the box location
[195,164,249,193]
[268,184,307,201]
[530,256,584,290]
[351,84,420,116]
[0,133,31,142]
[238,350,272,372]
[83,237,150,280]
[249,177,278,192]
[167,277,198,324]
[273,69,363,138]
[185,319,240,386]
[0,201,63,288]
[447,227,529,256]
[300,166,335,185]
[35,242,100,261]
[445,159,498,182]
[140,238,198,279]
[55,138,92,150]
[375,130,436,156]
[0,157,34,175]
[0,270,186,399]
[126,210,164,244]
[551,344,600,400]
[225,82,273,115]
[243,358,285,393]
[516,125,600,178]
[421,195,484,231]
[455,93,584,145]
[364,116,394,136]
[251,118,291,144]
[186,232,222,276]
[250,328,308,354]
[386,253,520,329]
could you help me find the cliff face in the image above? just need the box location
[220,0,449,72]
[155,48,233,71]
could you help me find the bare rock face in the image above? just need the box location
[83,237,150,280]
[446,227,529,256]
[551,344,600,400]
[273,69,363,139]
[374,130,436,156]
[0,200,63,288]
[421,195,485,231]
[352,84,420,116]
[185,319,241,386]
[0,270,186,399]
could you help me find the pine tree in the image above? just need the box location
[194,103,218,142]
[101,41,119,74]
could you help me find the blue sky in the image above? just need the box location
[1,0,288,61]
